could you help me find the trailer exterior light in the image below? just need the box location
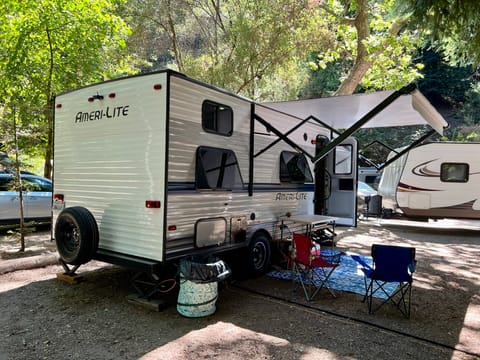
[54,194,64,203]
[108,93,116,99]
[56,104,62,109]
[168,225,177,231]
[145,200,161,208]
[153,84,162,90]
[88,97,94,102]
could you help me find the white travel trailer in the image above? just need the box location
[378,142,480,220]
[52,70,359,277]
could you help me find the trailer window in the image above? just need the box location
[202,100,233,136]
[280,151,313,183]
[334,145,353,175]
[196,146,243,190]
[440,163,469,183]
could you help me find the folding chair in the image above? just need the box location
[290,233,343,301]
[352,244,416,318]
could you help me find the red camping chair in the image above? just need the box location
[291,233,343,301]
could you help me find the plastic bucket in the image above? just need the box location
[177,277,218,317]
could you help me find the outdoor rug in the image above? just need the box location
[267,252,398,299]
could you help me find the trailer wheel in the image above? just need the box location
[246,233,271,276]
[55,207,99,265]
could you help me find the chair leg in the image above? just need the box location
[316,267,337,298]
[291,264,315,301]
[367,281,413,318]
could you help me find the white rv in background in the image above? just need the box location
[52,70,358,276]
[378,142,480,220]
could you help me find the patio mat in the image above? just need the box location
[267,253,398,299]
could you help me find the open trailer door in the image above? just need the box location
[315,137,358,226]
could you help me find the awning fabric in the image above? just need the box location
[263,89,448,135]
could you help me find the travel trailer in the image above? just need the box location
[52,70,359,277]
[378,142,480,220]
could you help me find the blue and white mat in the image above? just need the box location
[267,253,397,299]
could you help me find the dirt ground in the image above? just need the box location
[0,219,479,360]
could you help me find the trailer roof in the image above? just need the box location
[264,89,448,135]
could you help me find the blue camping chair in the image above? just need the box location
[352,244,416,318]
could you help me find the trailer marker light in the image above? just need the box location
[88,94,105,102]
[153,84,162,90]
[108,93,116,99]
[54,194,65,203]
[168,225,177,231]
[56,104,62,109]
[145,200,161,208]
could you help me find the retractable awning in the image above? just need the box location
[264,87,448,135]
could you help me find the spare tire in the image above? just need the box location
[55,206,99,265]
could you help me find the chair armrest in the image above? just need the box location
[351,254,374,277]
[409,259,417,273]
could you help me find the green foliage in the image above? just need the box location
[356,125,433,164]
[400,0,480,66]
[185,0,330,100]
[125,0,331,100]
[306,0,423,95]
[0,0,133,171]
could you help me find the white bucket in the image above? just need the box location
[177,278,218,317]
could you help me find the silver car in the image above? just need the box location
[0,172,52,224]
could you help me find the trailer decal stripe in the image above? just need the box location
[167,182,314,192]
[398,182,440,192]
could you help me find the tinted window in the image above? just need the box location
[202,100,233,136]
[22,176,52,191]
[280,151,313,183]
[440,163,469,183]
[0,177,13,191]
[196,146,243,190]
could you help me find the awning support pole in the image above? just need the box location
[378,129,436,171]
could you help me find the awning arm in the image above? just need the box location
[254,115,317,159]
[378,128,436,171]
[359,140,397,169]
[253,113,314,161]
[312,83,417,163]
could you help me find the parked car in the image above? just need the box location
[357,181,378,218]
[0,172,52,224]
[358,181,377,198]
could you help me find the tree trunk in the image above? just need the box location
[334,0,370,96]
[13,106,25,252]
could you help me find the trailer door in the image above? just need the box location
[315,137,358,226]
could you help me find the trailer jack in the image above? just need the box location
[56,259,84,284]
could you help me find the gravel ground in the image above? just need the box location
[0,219,479,360]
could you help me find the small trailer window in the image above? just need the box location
[280,151,313,183]
[202,100,233,136]
[334,145,353,175]
[440,163,469,183]
[196,146,243,190]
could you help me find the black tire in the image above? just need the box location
[246,232,271,277]
[55,207,99,265]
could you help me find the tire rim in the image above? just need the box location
[58,218,80,253]
[252,241,267,270]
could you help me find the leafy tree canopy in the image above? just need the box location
[401,0,480,66]
[0,0,132,175]
[307,0,423,96]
